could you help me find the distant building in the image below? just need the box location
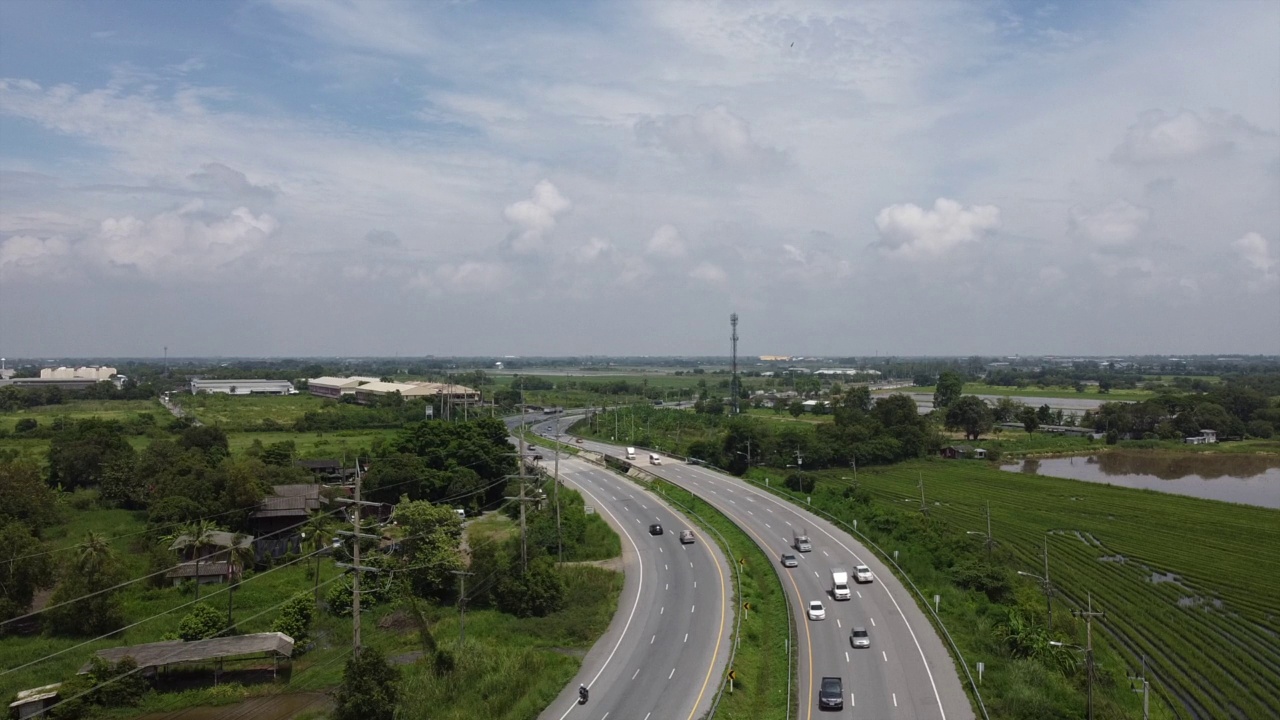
[1185,429,1218,445]
[307,376,377,399]
[759,355,793,362]
[40,366,116,380]
[940,445,987,460]
[353,380,480,405]
[189,379,296,395]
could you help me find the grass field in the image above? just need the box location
[891,384,1153,401]
[172,394,326,430]
[1,399,165,432]
[772,460,1280,720]
[226,430,401,460]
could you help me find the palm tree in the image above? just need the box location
[301,513,330,607]
[222,533,255,628]
[75,531,115,578]
[172,520,220,600]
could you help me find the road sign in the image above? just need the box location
[728,669,737,681]
[743,602,752,611]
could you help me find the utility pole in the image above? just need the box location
[1073,592,1106,720]
[451,570,475,645]
[918,471,928,516]
[553,423,563,564]
[730,313,740,415]
[1044,536,1053,632]
[336,459,381,657]
[1129,655,1150,720]
[985,502,994,559]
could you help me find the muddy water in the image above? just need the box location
[133,692,332,720]
[1001,451,1280,509]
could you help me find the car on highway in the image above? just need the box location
[679,530,695,544]
[807,600,826,621]
[780,553,798,568]
[819,676,844,710]
[850,626,870,648]
[854,564,874,583]
[575,437,584,444]
[649,523,663,536]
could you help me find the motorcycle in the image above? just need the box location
[578,685,589,705]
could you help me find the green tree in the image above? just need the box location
[364,453,427,503]
[44,532,126,636]
[171,519,223,601]
[0,459,60,533]
[334,647,399,720]
[260,440,297,467]
[990,396,1024,424]
[177,602,225,641]
[946,396,994,441]
[1018,406,1040,436]
[271,592,314,649]
[1036,403,1053,425]
[788,399,805,417]
[0,520,54,621]
[833,386,872,427]
[496,553,565,617]
[393,499,463,600]
[47,419,137,491]
[933,371,964,410]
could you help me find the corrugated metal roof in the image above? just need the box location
[10,683,62,707]
[307,376,360,388]
[82,632,294,672]
[271,484,324,499]
[354,381,418,393]
[166,561,232,578]
[168,531,253,552]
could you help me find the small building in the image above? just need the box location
[189,379,296,395]
[940,445,986,460]
[295,459,353,483]
[250,485,328,557]
[81,632,295,686]
[1185,430,1218,445]
[166,531,253,586]
[166,560,236,587]
[9,683,62,719]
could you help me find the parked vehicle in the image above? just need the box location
[831,570,850,600]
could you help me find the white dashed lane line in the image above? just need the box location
[883,651,888,662]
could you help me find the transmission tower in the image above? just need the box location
[730,313,740,414]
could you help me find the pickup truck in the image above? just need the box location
[794,530,812,553]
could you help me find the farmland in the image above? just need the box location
[786,460,1280,719]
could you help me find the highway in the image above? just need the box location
[511,415,734,720]
[557,423,975,720]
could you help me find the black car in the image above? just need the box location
[649,523,663,535]
[819,676,843,711]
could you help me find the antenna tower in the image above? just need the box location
[730,313,739,415]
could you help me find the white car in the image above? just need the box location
[855,565,874,583]
[807,600,826,621]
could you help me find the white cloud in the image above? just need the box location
[576,237,614,264]
[427,261,508,294]
[1069,200,1150,249]
[635,105,786,172]
[874,198,1001,260]
[646,224,686,258]
[1111,109,1268,164]
[1232,232,1277,286]
[503,180,571,255]
[689,262,727,284]
[86,204,278,278]
[0,234,71,278]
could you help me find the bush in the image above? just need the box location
[785,472,816,494]
[495,554,565,618]
[335,646,399,720]
[14,418,37,433]
[271,592,314,650]
[177,602,225,641]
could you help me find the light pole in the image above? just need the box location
[1050,639,1088,717]
[1072,592,1106,720]
[966,502,996,560]
[1017,535,1054,632]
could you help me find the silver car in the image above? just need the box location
[781,553,799,568]
[850,626,870,648]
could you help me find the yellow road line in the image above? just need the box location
[686,528,728,720]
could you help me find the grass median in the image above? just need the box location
[638,476,793,720]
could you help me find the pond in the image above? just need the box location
[1001,451,1280,509]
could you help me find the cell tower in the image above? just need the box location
[730,313,740,415]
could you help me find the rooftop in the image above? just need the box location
[82,632,294,673]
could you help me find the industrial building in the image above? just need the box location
[308,375,480,405]
[40,366,116,380]
[189,379,296,395]
[306,375,381,398]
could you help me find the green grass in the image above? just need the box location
[631,477,792,720]
[890,384,1153,401]
[396,565,624,720]
[226,430,401,459]
[1,400,166,432]
[172,394,327,430]
[748,459,1279,719]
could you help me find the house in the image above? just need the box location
[1185,430,1218,445]
[294,459,354,483]
[249,485,329,558]
[940,445,987,460]
[166,531,254,586]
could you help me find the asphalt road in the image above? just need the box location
[562,429,975,720]
[519,417,734,720]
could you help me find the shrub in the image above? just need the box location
[785,472,816,494]
[177,602,225,641]
[334,646,399,720]
[271,592,314,649]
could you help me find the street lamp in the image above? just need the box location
[1050,639,1091,720]
[1129,655,1151,720]
[965,502,996,559]
[1016,535,1054,631]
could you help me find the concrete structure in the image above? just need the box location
[8,684,62,719]
[189,379,296,395]
[353,380,480,404]
[40,366,116,380]
[1185,429,1218,445]
[306,376,376,398]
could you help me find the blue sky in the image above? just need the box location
[1,0,1278,357]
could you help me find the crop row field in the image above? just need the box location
[837,460,1280,720]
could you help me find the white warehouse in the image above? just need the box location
[189,379,296,395]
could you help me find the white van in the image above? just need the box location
[649,453,662,465]
[626,447,636,460]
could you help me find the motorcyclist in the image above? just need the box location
[578,684,589,703]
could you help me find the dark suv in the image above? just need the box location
[649,524,663,535]
[819,676,843,711]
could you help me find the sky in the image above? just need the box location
[1,0,1278,359]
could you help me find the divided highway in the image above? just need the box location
[562,428,975,720]
[510,416,734,720]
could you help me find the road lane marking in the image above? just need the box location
[836,619,841,628]
[765,523,771,528]
[870,617,875,626]
[856,591,862,599]
[845,651,849,663]
[666,583,669,590]
[633,668,640,679]
[651,635,655,644]
[883,651,888,662]
[822,550,829,556]
[893,693,898,707]
[785,520,792,525]
[669,668,676,679]
[661,606,664,614]
[691,604,695,612]
[684,633,688,642]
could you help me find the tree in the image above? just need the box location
[334,647,399,720]
[990,397,1024,424]
[933,371,964,411]
[0,521,54,621]
[364,454,427,503]
[945,396,994,441]
[47,419,136,491]
[177,602,225,641]
[177,425,230,463]
[1018,406,1040,436]
[171,520,222,601]
[788,399,805,417]
[271,592,314,649]
[496,553,565,617]
[1035,403,1053,425]
[785,472,816,494]
[393,499,463,600]
[0,459,60,533]
[833,386,872,427]
[44,532,126,636]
